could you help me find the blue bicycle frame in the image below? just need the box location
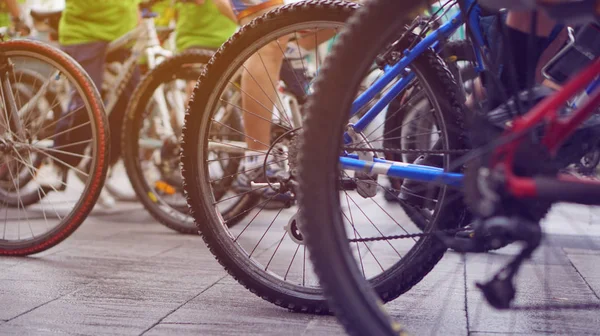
[339,0,486,187]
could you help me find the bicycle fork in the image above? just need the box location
[0,52,24,140]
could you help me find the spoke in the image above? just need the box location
[275,39,307,102]
[206,153,267,164]
[248,206,284,258]
[369,127,440,145]
[354,110,433,149]
[25,145,89,179]
[0,77,13,137]
[5,156,34,240]
[208,157,288,184]
[362,82,423,140]
[344,191,403,258]
[10,150,66,214]
[372,130,442,143]
[211,118,271,149]
[284,243,301,281]
[224,196,276,226]
[30,100,83,142]
[256,50,293,128]
[32,119,91,146]
[219,94,292,133]
[234,192,280,242]
[237,66,291,129]
[10,149,58,229]
[1,176,8,239]
[303,244,306,287]
[292,32,310,95]
[343,171,427,240]
[340,206,385,272]
[264,230,288,271]
[17,73,54,130]
[41,139,93,151]
[212,185,269,205]
[345,192,366,277]
[26,144,91,161]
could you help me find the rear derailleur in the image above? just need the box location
[441,165,543,309]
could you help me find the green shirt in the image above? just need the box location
[59,0,140,45]
[152,0,173,28]
[175,0,237,52]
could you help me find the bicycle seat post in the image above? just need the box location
[142,9,161,49]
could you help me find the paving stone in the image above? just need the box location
[1,202,599,335]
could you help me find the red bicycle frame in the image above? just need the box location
[494,57,600,205]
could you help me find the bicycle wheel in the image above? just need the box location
[298,0,466,334]
[383,39,474,166]
[0,40,109,256]
[182,1,365,313]
[0,68,63,207]
[122,50,214,234]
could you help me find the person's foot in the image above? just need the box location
[35,162,66,191]
[397,155,444,209]
[96,187,116,208]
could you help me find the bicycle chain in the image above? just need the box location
[348,227,467,242]
[343,146,470,155]
[509,303,600,311]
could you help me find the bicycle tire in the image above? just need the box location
[122,50,214,234]
[298,0,465,334]
[0,40,109,256]
[181,0,363,314]
[383,38,474,165]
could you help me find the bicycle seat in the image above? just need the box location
[30,9,63,22]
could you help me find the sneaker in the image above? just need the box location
[233,165,295,209]
[36,162,66,191]
[96,187,116,208]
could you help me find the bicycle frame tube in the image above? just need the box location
[0,53,24,138]
[585,76,600,95]
[350,11,464,134]
[338,1,489,187]
[350,1,487,134]
[340,156,463,187]
[351,11,462,116]
[498,58,600,204]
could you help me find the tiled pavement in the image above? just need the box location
[1,201,599,335]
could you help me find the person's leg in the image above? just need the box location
[36,41,107,189]
[485,11,562,108]
[53,42,107,169]
[108,49,141,165]
[221,0,286,175]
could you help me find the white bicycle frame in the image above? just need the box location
[103,16,176,132]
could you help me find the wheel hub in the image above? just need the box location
[285,213,304,245]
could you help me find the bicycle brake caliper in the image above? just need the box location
[346,125,378,198]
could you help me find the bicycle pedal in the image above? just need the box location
[355,172,378,198]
